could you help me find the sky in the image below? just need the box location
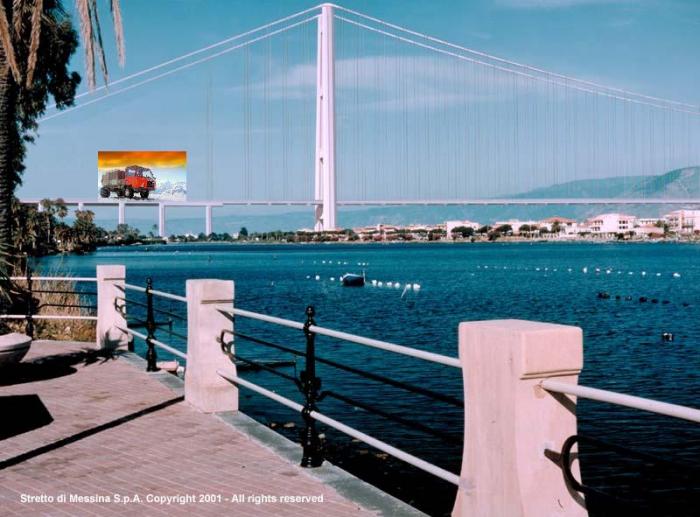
[18,0,700,212]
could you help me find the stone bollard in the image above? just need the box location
[185,279,238,413]
[96,265,129,350]
[453,319,586,517]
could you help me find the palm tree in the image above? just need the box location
[0,0,125,258]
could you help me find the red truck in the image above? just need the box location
[100,165,156,199]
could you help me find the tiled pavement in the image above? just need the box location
[0,341,380,516]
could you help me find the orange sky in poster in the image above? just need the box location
[98,151,186,169]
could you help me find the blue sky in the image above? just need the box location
[20,0,700,207]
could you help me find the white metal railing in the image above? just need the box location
[149,288,187,303]
[217,369,461,486]
[10,276,97,282]
[117,325,187,360]
[542,379,700,424]
[0,314,97,321]
[219,306,461,368]
[123,282,146,293]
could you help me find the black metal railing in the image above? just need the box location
[117,277,188,370]
[218,304,463,469]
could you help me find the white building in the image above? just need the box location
[586,213,637,237]
[493,220,538,235]
[539,217,579,236]
[665,210,700,235]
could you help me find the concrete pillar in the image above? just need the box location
[96,265,129,350]
[205,205,212,236]
[185,279,237,413]
[158,203,166,237]
[118,202,125,225]
[453,320,585,517]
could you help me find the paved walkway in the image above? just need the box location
[0,341,384,516]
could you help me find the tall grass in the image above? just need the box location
[6,270,96,342]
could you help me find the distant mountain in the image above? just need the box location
[515,166,700,200]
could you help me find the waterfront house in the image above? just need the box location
[586,213,638,237]
[664,209,700,235]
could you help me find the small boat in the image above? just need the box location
[340,272,365,287]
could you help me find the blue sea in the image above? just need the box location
[37,242,700,516]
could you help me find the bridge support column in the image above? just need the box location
[118,202,125,226]
[158,203,166,238]
[205,205,212,236]
[314,3,337,232]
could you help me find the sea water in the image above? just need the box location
[37,242,700,516]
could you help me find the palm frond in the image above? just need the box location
[110,0,124,66]
[25,0,43,87]
[0,2,21,82]
[88,0,107,85]
[74,0,95,89]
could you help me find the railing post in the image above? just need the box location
[144,277,158,372]
[185,279,237,413]
[300,305,323,467]
[96,265,128,350]
[24,263,34,339]
[453,319,586,517]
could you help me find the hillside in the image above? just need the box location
[515,166,700,199]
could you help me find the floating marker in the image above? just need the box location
[306,275,310,279]
[673,272,681,278]
[378,282,383,287]
[371,280,377,286]
[412,283,421,290]
[582,267,588,273]
[330,277,335,281]
[315,275,320,281]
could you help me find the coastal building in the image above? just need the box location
[493,220,539,234]
[538,217,579,236]
[586,213,638,237]
[665,209,700,234]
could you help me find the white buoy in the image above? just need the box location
[582,267,588,273]
[322,260,326,264]
[315,275,320,281]
[306,275,310,279]
[641,271,646,276]
[371,279,377,286]
[628,272,633,275]
[606,269,611,274]
[656,273,661,277]
[673,272,681,278]
[405,283,411,289]
[378,281,383,287]
[394,282,401,289]
[536,267,540,271]
[412,283,421,290]
[330,277,335,281]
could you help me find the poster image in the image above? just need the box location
[98,151,187,201]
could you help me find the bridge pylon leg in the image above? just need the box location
[314,3,337,232]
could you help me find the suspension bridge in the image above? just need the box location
[22,3,700,234]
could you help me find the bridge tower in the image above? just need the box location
[314,3,337,231]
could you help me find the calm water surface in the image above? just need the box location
[37,242,700,516]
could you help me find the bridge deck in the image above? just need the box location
[0,341,382,516]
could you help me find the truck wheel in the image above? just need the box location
[99,187,110,198]
[140,190,149,199]
[125,186,134,198]
[117,189,125,198]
